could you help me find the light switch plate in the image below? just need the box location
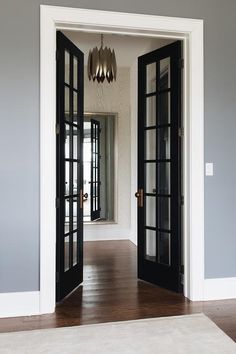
[205,163,214,176]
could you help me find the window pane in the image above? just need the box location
[65,86,70,120]
[157,127,170,160]
[145,129,156,160]
[73,199,77,230]
[158,197,170,230]
[145,163,156,194]
[64,198,69,234]
[73,232,78,265]
[146,62,156,94]
[65,125,70,159]
[158,232,171,266]
[146,96,156,127]
[73,91,78,122]
[64,235,70,271]
[65,161,70,196]
[73,56,78,90]
[73,126,78,160]
[159,57,170,90]
[158,92,170,125]
[65,50,70,84]
[145,196,156,228]
[145,229,156,261]
[157,162,170,194]
[73,162,78,194]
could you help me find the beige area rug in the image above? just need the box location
[0,314,235,354]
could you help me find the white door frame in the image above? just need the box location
[40,5,204,314]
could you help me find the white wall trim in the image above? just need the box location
[0,292,40,318]
[204,278,236,301]
[39,5,204,316]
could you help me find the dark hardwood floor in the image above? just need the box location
[0,240,236,342]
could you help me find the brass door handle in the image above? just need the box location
[135,189,144,207]
[79,189,87,208]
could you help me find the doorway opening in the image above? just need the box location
[40,6,204,315]
[56,29,183,302]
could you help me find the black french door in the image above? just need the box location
[90,119,101,221]
[137,41,182,292]
[56,31,84,301]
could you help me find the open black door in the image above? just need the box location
[56,31,84,301]
[90,119,101,221]
[136,41,182,292]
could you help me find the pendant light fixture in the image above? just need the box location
[87,34,117,83]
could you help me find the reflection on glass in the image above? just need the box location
[73,91,78,122]
[146,196,156,228]
[146,96,156,127]
[73,200,77,229]
[64,212,69,234]
[65,86,70,120]
[159,57,170,90]
[65,161,70,195]
[65,50,70,84]
[73,126,78,160]
[73,56,78,90]
[157,162,170,194]
[73,232,78,265]
[146,62,156,94]
[65,125,70,159]
[64,235,70,271]
[158,127,170,160]
[145,163,156,194]
[158,232,171,266]
[158,197,170,230]
[145,229,156,261]
[65,198,70,232]
[73,162,78,195]
[145,129,156,160]
[158,92,170,125]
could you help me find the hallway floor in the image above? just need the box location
[0,240,236,342]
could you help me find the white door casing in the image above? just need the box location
[40,5,204,314]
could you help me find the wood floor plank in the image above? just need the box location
[0,240,236,342]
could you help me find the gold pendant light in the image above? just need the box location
[87,34,117,83]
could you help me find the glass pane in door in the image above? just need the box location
[159,57,170,90]
[145,229,156,262]
[158,232,171,266]
[145,196,156,227]
[145,129,156,160]
[146,62,156,94]
[146,96,156,127]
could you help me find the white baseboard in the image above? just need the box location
[1,278,236,318]
[204,277,236,301]
[0,291,40,318]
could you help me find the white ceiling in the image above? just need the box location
[62,31,173,68]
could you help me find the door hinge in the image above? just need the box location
[180,265,184,274]
[56,272,60,283]
[180,195,184,206]
[56,50,60,61]
[179,58,184,69]
[178,127,184,138]
[56,124,60,135]
[55,197,60,208]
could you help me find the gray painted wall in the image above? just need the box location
[0,0,236,292]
